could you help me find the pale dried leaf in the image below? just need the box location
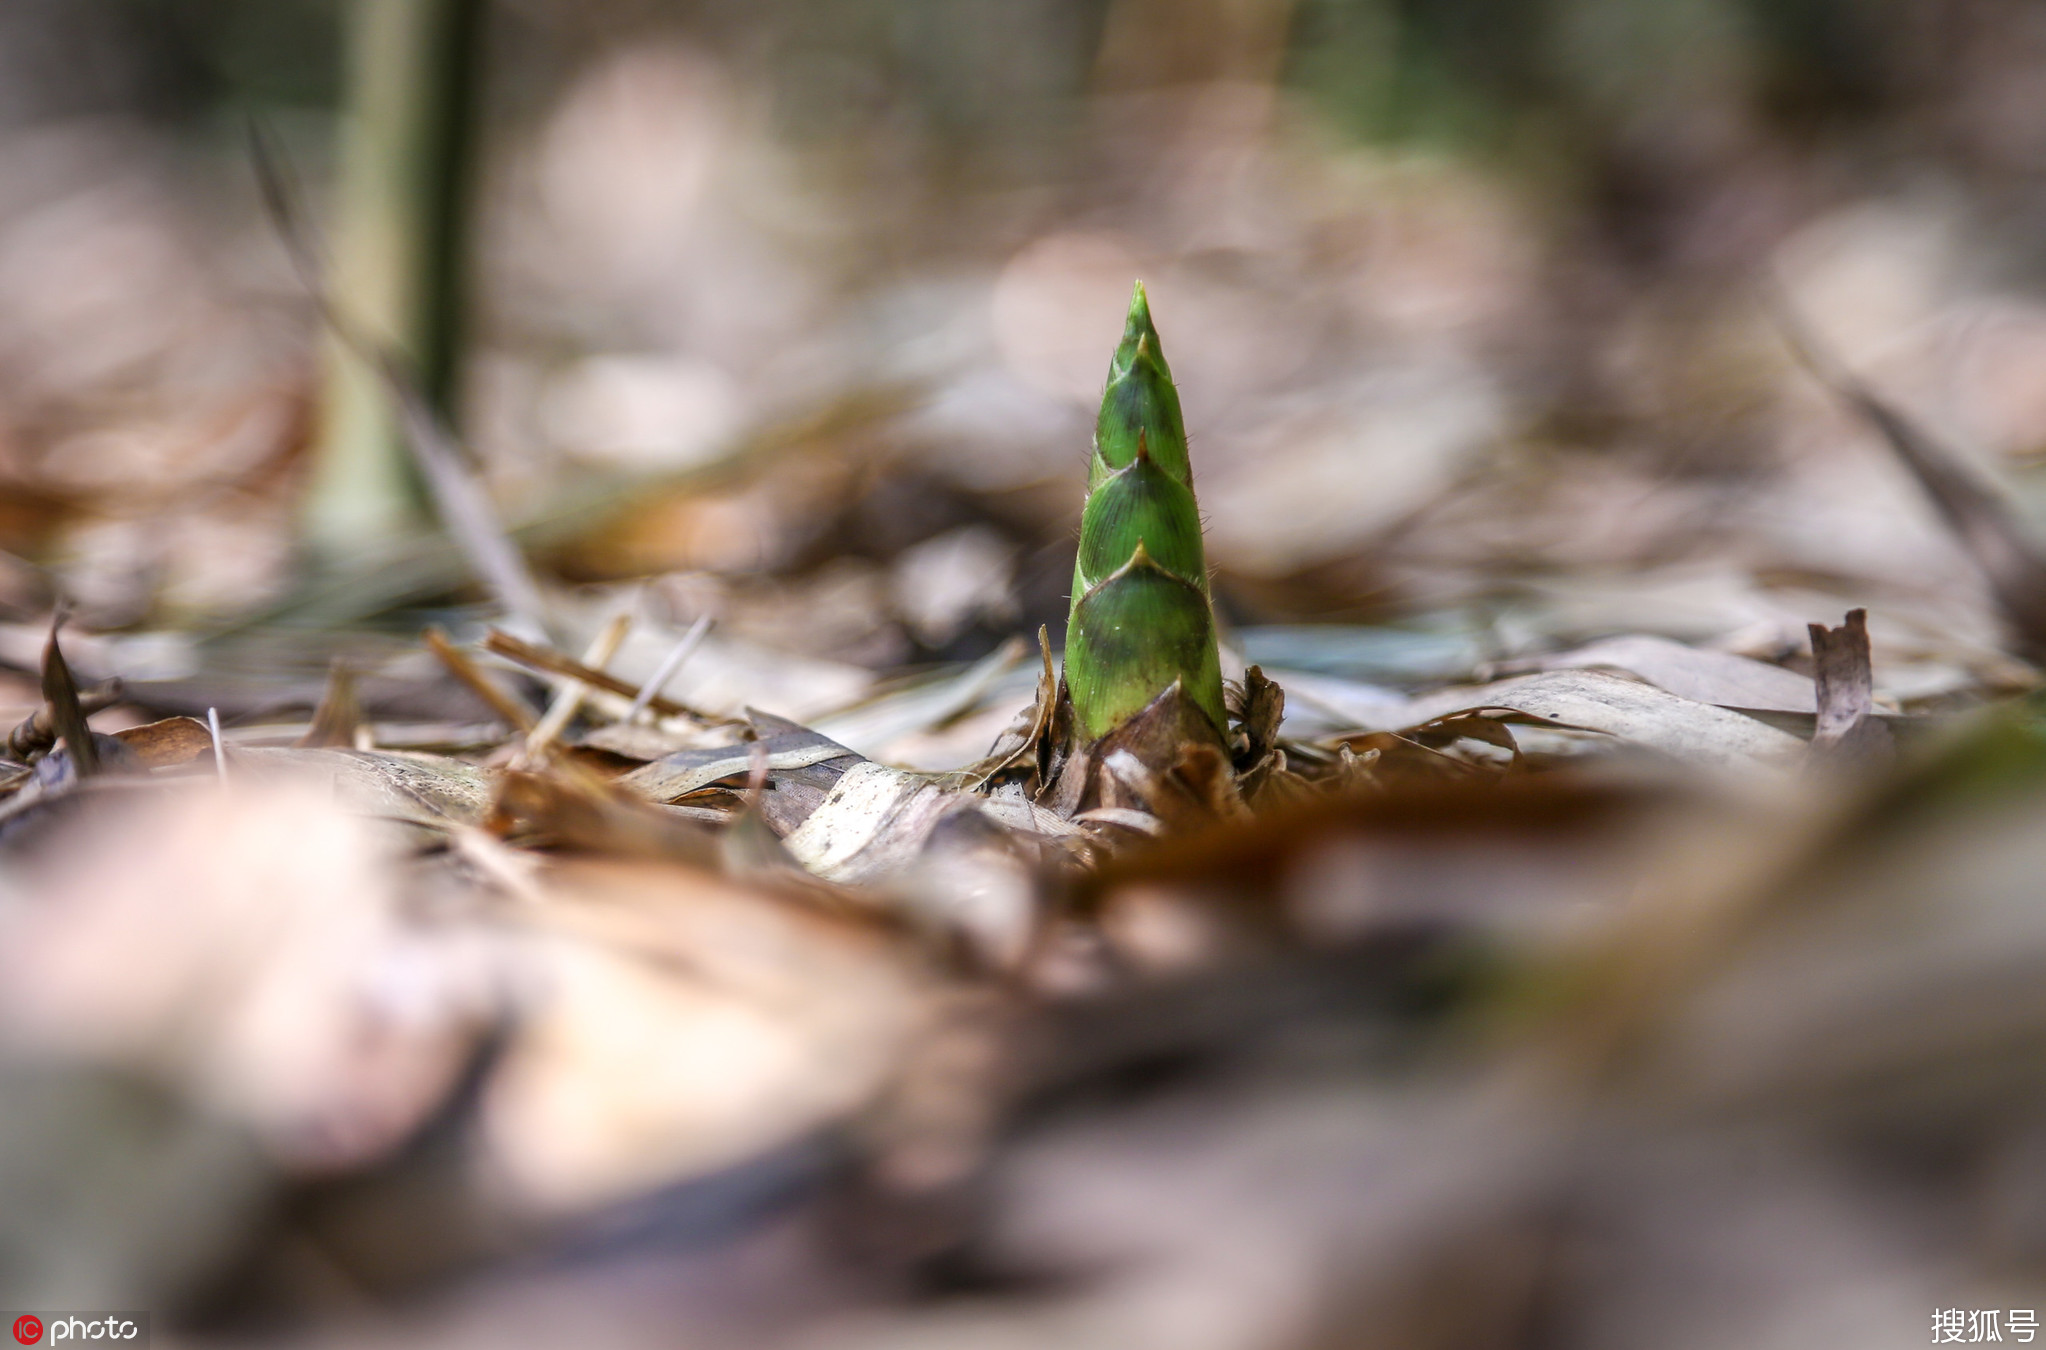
[236,747,496,826]
[980,780,1086,839]
[1506,634,1817,713]
[781,760,975,885]
[1400,671,1804,768]
[618,728,856,805]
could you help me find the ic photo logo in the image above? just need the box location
[4,1314,147,1346]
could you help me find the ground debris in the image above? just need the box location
[1808,608,1896,769]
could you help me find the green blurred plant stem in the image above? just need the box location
[305,0,486,562]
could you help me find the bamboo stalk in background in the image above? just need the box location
[305,0,487,561]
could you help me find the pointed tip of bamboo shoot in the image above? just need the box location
[1127,279,1152,334]
[1110,280,1163,378]
[1096,287,1186,482]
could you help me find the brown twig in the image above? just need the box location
[424,627,537,733]
[482,629,736,726]
[8,680,122,763]
[525,612,634,759]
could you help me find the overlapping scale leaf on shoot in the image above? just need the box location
[1065,283,1226,742]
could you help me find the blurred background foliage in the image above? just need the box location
[0,0,2043,688]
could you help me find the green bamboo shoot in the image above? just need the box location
[1064,283,1225,740]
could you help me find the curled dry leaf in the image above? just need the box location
[39,619,100,778]
[1231,665,1286,760]
[1328,709,1538,785]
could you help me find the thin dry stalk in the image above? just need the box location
[625,615,712,723]
[207,707,229,787]
[424,627,537,734]
[483,630,736,726]
[525,612,635,759]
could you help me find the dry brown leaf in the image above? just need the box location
[110,716,215,768]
